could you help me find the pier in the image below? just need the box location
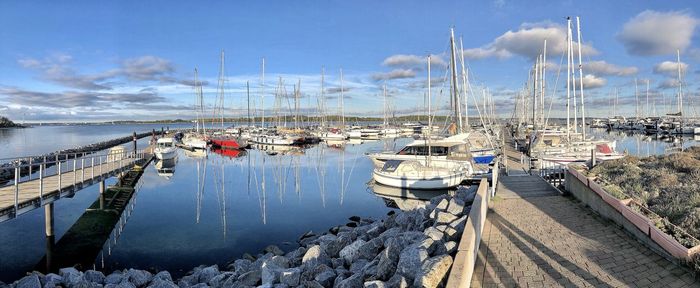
[469,136,699,287]
[0,147,153,224]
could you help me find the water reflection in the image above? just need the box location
[369,182,451,211]
[155,157,178,179]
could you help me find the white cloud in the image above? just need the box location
[653,61,688,76]
[461,21,598,60]
[371,69,416,81]
[569,74,606,89]
[382,54,446,68]
[585,61,638,76]
[618,10,698,56]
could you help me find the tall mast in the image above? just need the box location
[541,39,547,127]
[247,81,251,126]
[427,55,432,165]
[678,49,683,116]
[646,79,650,118]
[449,28,462,133]
[532,57,538,131]
[576,17,586,139]
[566,17,572,142]
[217,50,226,129]
[383,81,387,128]
[320,66,325,128]
[635,78,639,120]
[194,68,201,134]
[340,68,345,129]
[459,37,470,129]
[261,57,266,128]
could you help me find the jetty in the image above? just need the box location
[468,134,699,287]
[0,142,153,224]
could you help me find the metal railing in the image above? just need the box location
[0,148,150,222]
[538,159,566,188]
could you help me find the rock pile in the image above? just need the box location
[3,187,476,288]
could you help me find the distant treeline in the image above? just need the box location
[0,116,24,128]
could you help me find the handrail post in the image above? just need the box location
[57,160,62,192]
[100,156,103,176]
[91,157,95,179]
[73,158,77,186]
[81,158,85,183]
[28,158,32,181]
[14,166,19,215]
[39,163,44,201]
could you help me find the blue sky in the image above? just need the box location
[1,0,699,122]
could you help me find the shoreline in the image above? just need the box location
[2,187,476,288]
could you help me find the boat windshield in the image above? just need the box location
[397,145,448,156]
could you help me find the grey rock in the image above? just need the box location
[313,269,336,287]
[105,272,125,285]
[284,247,306,267]
[231,259,252,274]
[251,253,274,271]
[178,274,198,287]
[321,234,351,258]
[84,270,106,284]
[414,255,453,288]
[207,272,235,288]
[375,239,400,280]
[59,267,83,286]
[449,215,467,234]
[366,225,384,239]
[146,277,178,288]
[339,239,366,265]
[435,211,457,224]
[336,274,362,288]
[429,194,450,205]
[125,269,152,287]
[264,245,285,256]
[301,245,331,268]
[111,282,137,288]
[386,274,409,288]
[444,241,457,255]
[317,234,338,244]
[331,258,345,269]
[153,271,172,282]
[455,186,477,203]
[279,268,301,287]
[300,280,324,288]
[237,269,261,286]
[435,199,449,210]
[269,256,290,269]
[357,238,384,260]
[443,226,459,241]
[396,244,429,281]
[14,275,40,288]
[261,261,282,285]
[188,284,208,288]
[361,259,379,280]
[377,228,401,243]
[424,227,444,242]
[446,198,465,216]
[417,237,439,255]
[349,259,369,275]
[242,253,256,261]
[44,273,63,287]
[364,280,385,288]
[197,265,219,284]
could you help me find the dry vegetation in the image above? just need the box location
[589,147,700,248]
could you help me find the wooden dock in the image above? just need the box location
[0,149,152,223]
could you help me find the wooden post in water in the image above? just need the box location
[44,203,54,237]
[133,132,137,157]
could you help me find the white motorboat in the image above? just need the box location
[154,137,178,160]
[372,159,471,190]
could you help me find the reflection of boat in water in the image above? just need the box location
[155,157,178,179]
[370,181,449,211]
[184,148,208,158]
[211,148,247,159]
[253,143,305,155]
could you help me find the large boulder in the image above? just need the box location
[279,268,301,286]
[339,239,367,265]
[84,270,106,284]
[302,245,331,268]
[446,198,466,216]
[414,255,453,288]
[357,237,384,260]
[396,244,429,281]
[197,265,219,284]
[125,269,153,287]
[14,275,41,288]
[264,245,285,256]
[435,211,457,224]
[59,267,84,286]
[336,273,363,288]
[236,269,261,286]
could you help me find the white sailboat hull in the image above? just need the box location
[373,169,467,189]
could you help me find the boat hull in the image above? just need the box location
[372,169,467,190]
[211,137,242,149]
[155,148,177,160]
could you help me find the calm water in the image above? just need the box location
[0,124,410,282]
[0,124,697,282]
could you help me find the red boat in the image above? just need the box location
[210,136,243,149]
[212,148,246,158]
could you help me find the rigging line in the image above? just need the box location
[544,40,568,130]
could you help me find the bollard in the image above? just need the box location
[57,161,62,192]
[590,149,597,168]
[14,166,19,214]
[39,164,44,200]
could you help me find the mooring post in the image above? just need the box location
[133,132,137,157]
[14,166,19,214]
[590,149,597,168]
[39,164,44,200]
[28,158,32,181]
[57,160,62,192]
[44,203,54,237]
[99,180,105,210]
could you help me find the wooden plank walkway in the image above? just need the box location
[470,135,699,287]
[0,156,147,223]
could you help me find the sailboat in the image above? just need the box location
[316,67,348,141]
[372,53,473,190]
[183,68,209,150]
[209,51,247,149]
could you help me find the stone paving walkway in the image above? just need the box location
[470,141,699,287]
